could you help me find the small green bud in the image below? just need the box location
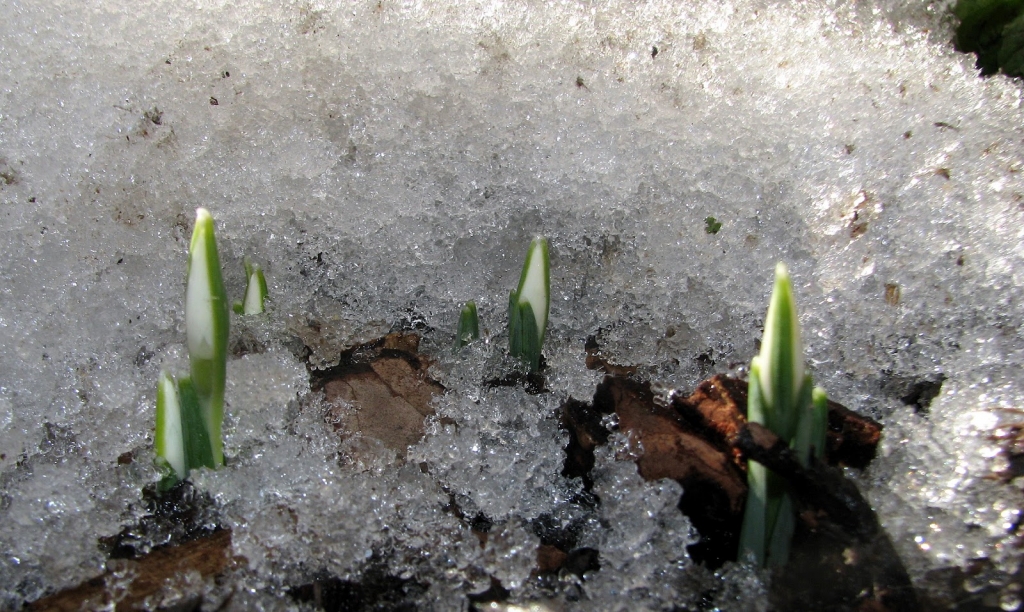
[508,237,549,370]
[456,301,480,348]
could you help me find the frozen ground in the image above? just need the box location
[2,0,1024,609]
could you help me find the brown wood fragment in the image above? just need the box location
[28,529,233,612]
[602,376,747,514]
[584,335,638,377]
[313,333,443,457]
[536,544,569,574]
[673,375,749,469]
[560,397,609,483]
[673,374,883,469]
[826,397,883,468]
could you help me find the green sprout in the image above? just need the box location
[156,372,215,483]
[155,208,230,483]
[508,237,550,371]
[739,262,828,567]
[233,256,269,315]
[155,371,186,480]
[455,300,480,348]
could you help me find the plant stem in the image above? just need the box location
[184,208,229,467]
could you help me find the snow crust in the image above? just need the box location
[2,0,1024,609]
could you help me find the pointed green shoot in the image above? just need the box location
[508,237,549,370]
[740,262,822,568]
[155,371,187,480]
[184,208,229,467]
[757,262,804,442]
[241,256,268,315]
[456,301,480,348]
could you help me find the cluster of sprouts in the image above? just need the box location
[153,219,829,569]
[739,262,829,567]
[155,209,268,485]
[456,237,550,372]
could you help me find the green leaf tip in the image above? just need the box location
[740,262,829,568]
[508,237,549,370]
[757,262,805,441]
[186,208,229,360]
[241,256,268,315]
[456,301,480,348]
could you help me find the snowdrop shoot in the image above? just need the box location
[237,256,269,315]
[155,371,186,480]
[455,300,480,348]
[508,237,550,371]
[740,262,828,567]
[184,208,230,467]
[155,208,229,484]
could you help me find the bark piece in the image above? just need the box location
[28,529,233,612]
[826,399,883,468]
[672,375,750,469]
[313,333,444,458]
[536,544,569,574]
[583,335,638,377]
[602,376,747,514]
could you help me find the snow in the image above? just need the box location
[2,0,1024,609]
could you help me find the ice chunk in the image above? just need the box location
[574,441,697,607]
[410,383,580,523]
[2,0,1024,608]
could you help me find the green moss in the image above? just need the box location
[704,216,722,234]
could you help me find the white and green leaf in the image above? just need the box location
[155,371,186,480]
[184,208,229,467]
[241,256,268,315]
[756,262,804,441]
[508,237,549,370]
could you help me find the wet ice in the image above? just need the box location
[2,0,1024,609]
